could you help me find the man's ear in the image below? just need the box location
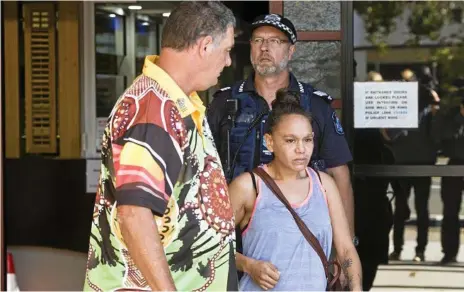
[264,133,274,153]
[198,35,214,58]
[288,44,295,61]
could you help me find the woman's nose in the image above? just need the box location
[296,142,305,153]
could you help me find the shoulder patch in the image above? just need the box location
[332,112,344,135]
[220,86,231,92]
[313,90,333,103]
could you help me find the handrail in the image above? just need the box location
[353,165,464,177]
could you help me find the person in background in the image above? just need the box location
[84,2,238,291]
[355,71,394,290]
[368,71,383,82]
[419,65,439,92]
[229,88,362,291]
[433,95,464,264]
[387,69,438,263]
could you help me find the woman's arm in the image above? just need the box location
[228,173,280,290]
[228,172,257,229]
[320,172,363,291]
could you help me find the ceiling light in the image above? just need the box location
[114,8,124,16]
[162,12,171,17]
[109,13,116,18]
[128,5,142,10]
[142,22,149,26]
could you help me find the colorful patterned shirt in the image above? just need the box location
[84,55,237,291]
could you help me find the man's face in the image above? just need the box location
[197,26,234,91]
[250,26,295,76]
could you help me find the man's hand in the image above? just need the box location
[118,205,176,291]
[247,259,280,290]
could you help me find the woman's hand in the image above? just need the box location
[248,259,280,290]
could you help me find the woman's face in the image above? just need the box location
[264,114,314,172]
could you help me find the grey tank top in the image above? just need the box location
[239,166,333,291]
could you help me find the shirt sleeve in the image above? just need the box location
[319,103,353,168]
[112,97,184,217]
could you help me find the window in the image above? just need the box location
[95,9,127,119]
[135,16,161,74]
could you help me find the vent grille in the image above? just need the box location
[23,4,57,154]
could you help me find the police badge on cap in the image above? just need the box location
[251,14,298,44]
[265,14,281,22]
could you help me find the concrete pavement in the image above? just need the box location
[371,227,464,291]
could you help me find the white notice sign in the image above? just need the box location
[354,82,418,128]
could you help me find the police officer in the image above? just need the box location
[207,14,354,235]
[433,96,464,264]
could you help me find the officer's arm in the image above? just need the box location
[318,99,355,237]
[326,165,354,237]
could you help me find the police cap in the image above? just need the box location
[251,14,297,44]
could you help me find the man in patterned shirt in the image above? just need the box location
[84,2,237,291]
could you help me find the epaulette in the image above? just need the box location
[213,86,232,98]
[312,90,333,104]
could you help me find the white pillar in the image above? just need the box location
[81,1,97,159]
[119,12,135,83]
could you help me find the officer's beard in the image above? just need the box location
[252,56,289,76]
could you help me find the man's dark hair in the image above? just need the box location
[161,1,236,50]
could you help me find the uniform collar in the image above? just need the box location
[238,71,304,94]
[142,55,205,120]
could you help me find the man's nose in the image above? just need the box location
[260,41,269,51]
[225,54,232,67]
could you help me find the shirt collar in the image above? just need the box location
[239,71,303,94]
[142,55,206,120]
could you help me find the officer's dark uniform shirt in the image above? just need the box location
[207,72,352,179]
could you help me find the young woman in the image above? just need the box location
[228,89,362,291]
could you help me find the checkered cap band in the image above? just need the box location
[252,20,297,44]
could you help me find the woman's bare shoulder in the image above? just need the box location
[317,171,338,196]
[228,172,258,199]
